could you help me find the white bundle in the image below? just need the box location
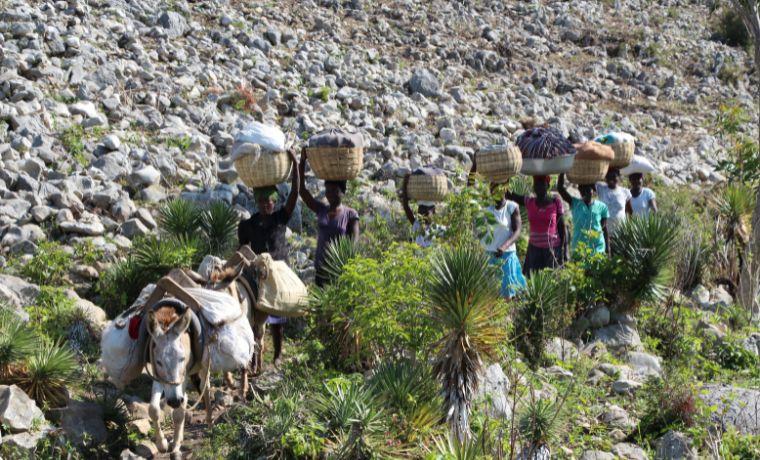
[621,155,657,176]
[100,320,145,389]
[594,131,635,145]
[235,122,286,152]
[186,287,242,327]
[207,315,255,372]
[197,255,224,282]
[229,141,261,163]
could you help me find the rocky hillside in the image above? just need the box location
[0,0,758,259]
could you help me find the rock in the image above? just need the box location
[102,134,121,151]
[709,286,734,310]
[128,418,151,436]
[613,443,649,460]
[580,451,615,460]
[742,333,760,357]
[119,449,146,460]
[68,291,107,326]
[600,405,635,430]
[700,384,760,435]
[0,274,40,309]
[1,430,47,454]
[654,431,697,460]
[593,323,642,351]
[69,101,99,119]
[59,218,105,236]
[589,306,610,328]
[612,379,642,395]
[476,363,511,419]
[0,385,45,433]
[134,440,159,458]
[625,352,663,380]
[408,69,440,97]
[61,400,108,445]
[158,11,188,38]
[545,365,573,380]
[545,337,578,361]
[134,208,157,229]
[120,218,150,239]
[129,165,161,187]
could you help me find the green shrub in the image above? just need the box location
[15,341,77,407]
[712,337,759,371]
[719,428,760,459]
[637,369,700,439]
[158,198,202,240]
[714,9,750,49]
[0,307,39,378]
[165,135,192,152]
[13,241,73,285]
[674,230,709,292]
[27,287,91,350]
[513,270,572,368]
[517,398,564,452]
[61,125,87,166]
[200,200,239,259]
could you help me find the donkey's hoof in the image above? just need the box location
[170,451,182,460]
[157,438,170,453]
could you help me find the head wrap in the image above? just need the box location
[253,186,278,201]
[533,175,551,185]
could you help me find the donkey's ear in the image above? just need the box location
[147,311,162,338]
[173,310,192,334]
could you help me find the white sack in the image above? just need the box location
[229,141,261,163]
[621,155,657,176]
[186,287,241,327]
[197,256,224,282]
[100,320,145,389]
[594,131,635,145]
[207,315,255,372]
[235,122,286,152]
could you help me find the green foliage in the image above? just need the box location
[637,369,700,440]
[428,246,505,439]
[15,341,77,407]
[434,176,495,248]
[713,9,751,49]
[430,432,489,460]
[561,244,613,317]
[165,135,192,152]
[74,240,106,266]
[61,124,87,166]
[12,241,72,285]
[158,198,238,259]
[513,270,572,368]
[712,337,759,371]
[312,243,435,368]
[0,307,38,378]
[517,398,563,447]
[674,230,709,292]
[200,200,239,258]
[88,389,131,453]
[27,287,91,351]
[158,198,202,239]
[715,104,760,186]
[320,236,362,284]
[610,213,679,310]
[718,428,760,459]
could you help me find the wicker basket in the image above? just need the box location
[407,174,448,202]
[477,145,522,183]
[235,151,292,188]
[567,159,610,185]
[610,142,635,169]
[306,147,364,180]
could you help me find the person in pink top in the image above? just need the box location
[506,176,568,276]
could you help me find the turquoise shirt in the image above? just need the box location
[570,197,608,254]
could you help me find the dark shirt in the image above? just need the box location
[313,203,359,270]
[238,208,290,261]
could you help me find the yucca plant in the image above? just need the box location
[313,380,380,434]
[513,271,569,369]
[200,200,239,258]
[16,341,77,407]
[369,359,442,441]
[674,230,709,292]
[516,398,562,460]
[715,184,754,246]
[322,236,362,282]
[89,389,130,451]
[428,246,505,441]
[432,431,489,460]
[0,308,39,379]
[158,198,202,240]
[132,235,199,279]
[610,213,679,311]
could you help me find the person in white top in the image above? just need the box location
[402,174,441,248]
[596,169,631,234]
[626,173,658,217]
[481,183,526,298]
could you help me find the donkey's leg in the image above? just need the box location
[201,371,212,427]
[252,309,268,375]
[170,398,186,456]
[149,381,169,453]
[240,366,248,400]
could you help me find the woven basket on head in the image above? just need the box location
[567,159,610,185]
[235,151,292,188]
[477,145,522,183]
[306,147,364,180]
[407,174,448,202]
[610,142,635,169]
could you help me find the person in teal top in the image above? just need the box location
[558,173,610,256]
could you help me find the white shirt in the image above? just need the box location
[630,188,656,216]
[482,201,519,253]
[596,183,631,232]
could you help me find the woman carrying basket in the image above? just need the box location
[237,149,299,367]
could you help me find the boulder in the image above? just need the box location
[742,333,760,358]
[61,400,108,446]
[545,337,578,361]
[625,352,663,380]
[654,431,697,460]
[407,69,440,98]
[1,430,48,456]
[0,274,40,308]
[580,451,615,460]
[589,306,611,328]
[593,323,642,351]
[476,363,511,419]
[600,405,636,430]
[612,380,642,395]
[0,385,45,433]
[120,218,150,239]
[613,443,649,460]
[700,384,760,435]
[158,11,188,38]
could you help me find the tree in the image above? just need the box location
[729,0,760,315]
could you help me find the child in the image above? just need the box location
[596,168,631,234]
[558,174,610,257]
[626,173,658,217]
[482,182,526,298]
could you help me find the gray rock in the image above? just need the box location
[2,430,47,454]
[700,384,760,435]
[742,333,760,357]
[545,337,578,361]
[600,405,635,430]
[119,449,146,460]
[589,306,611,328]
[476,363,511,419]
[0,274,40,308]
[68,101,99,119]
[408,69,440,97]
[134,440,159,458]
[120,218,150,239]
[654,431,697,460]
[593,323,642,351]
[625,352,663,380]
[129,165,161,187]
[612,379,642,395]
[158,11,188,38]
[0,385,45,433]
[612,443,649,460]
[134,208,157,229]
[61,400,108,446]
[102,134,121,151]
[59,218,105,236]
[580,451,615,460]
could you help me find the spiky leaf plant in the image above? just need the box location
[200,200,239,258]
[428,246,505,441]
[313,380,380,434]
[158,198,202,240]
[674,230,709,292]
[610,213,679,311]
[513,271,568,369]
[516,398,563,460]
[322,236,361,282]
[132,235,199,278]
[0,308,39,378]
[16,341,77,407]
[432,431,488,460]
[715,184,754,245]
[369,359,442,441]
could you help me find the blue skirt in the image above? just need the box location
[267,315,287,325]
[489,251,527,298]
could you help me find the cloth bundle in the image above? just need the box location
[594,132,635,145]
[253,253,309,317]
[621,155,657,175]
[573,141,614,160]
[308,128,364,148]
[516,127,576,159]
[234,122,286,154]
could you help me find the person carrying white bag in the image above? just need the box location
[622,155,658,217]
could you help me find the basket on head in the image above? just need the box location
[609,142,635,169]
[407,174,448,202]
[306,147,364,181]
[477,145,522,183]
[235,151,292,188]
[567,141,614,184]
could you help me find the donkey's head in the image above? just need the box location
[147,300,194,408]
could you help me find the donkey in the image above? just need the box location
[145,297,207,457]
